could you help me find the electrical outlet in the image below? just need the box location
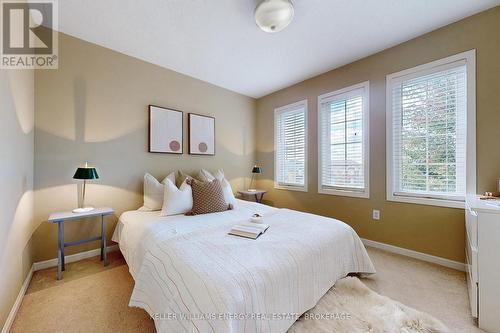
[372,209,380,220]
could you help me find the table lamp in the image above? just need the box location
[73,162,99,213]
[248,165,262,192]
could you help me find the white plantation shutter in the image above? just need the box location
[318,82,369,197]
[387,51,476,207]
[274,100,307,190]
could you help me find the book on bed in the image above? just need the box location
[229,222,269,239]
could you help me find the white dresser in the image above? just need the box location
[466,195,500,333]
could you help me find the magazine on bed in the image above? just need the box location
[228,222,269,239]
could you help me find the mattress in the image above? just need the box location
[112,199,375,333]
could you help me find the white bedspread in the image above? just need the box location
[112,200,375,333]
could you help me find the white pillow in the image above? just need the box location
[198,168,215,182]
[139,172,175,211]
[160,179,193,216]
[199,169,237,207]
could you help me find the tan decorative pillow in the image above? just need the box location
[186,179,232,215]
[176,170,193,188]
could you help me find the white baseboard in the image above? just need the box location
[33,244,119,271]
[1,265,33,333]
[362,238,466,272]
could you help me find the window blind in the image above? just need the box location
[275,102,306,188]
[390,63,467,200]
[319,85,367,194]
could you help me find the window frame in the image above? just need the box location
[386,50,476,209]
[317,81,370,198]
[274,99,308,192]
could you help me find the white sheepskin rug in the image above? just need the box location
[288,277,449,333]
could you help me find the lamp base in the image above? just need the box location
[72,207,95,213]
[247,189,257,192]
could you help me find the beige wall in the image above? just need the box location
[14,6,500,283]
[32,32,256,262]
[256,6,500,263]
[0,69,35,329]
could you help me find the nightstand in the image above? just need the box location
[48,207,114,280]
[238,190,267,203]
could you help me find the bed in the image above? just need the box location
[112,199,375,333]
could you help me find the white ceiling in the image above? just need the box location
[58,0,500,98]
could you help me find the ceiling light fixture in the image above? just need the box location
[254,0,294,33]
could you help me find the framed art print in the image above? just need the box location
[149,105,183,154]
[188,113,215,155]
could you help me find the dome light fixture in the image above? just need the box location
[254,0,294,33]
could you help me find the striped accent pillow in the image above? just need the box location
[186,179,232,215]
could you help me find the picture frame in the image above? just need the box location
[188,113,215,155]
[148,105,183,154]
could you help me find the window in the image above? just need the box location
[318,82,370,198]
[387,50,476,208]
[274,100,308,191]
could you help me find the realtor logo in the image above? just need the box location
[1,0,58,69]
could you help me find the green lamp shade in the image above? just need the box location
[73,167,99,180]
[252,166,262,174]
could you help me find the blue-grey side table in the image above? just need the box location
[238,190,267,203]
[48,207,114,280]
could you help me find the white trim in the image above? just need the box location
[274,184,308,192]
[317,81,370,198]
[386,51,471,81]
[1,266,33,333]
[318,187,369,198]
[386,50,476,208]
[388,194,465,209]
[274,99,308,192]
[362,238,466,272]
[33,244,119,271]
[465,51,477,196]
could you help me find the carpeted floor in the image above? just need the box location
[10,247,483,333]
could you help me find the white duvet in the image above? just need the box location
[112,200,375,333]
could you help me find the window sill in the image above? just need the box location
[274,184,308,192]
[318,188,369,198]
[387,193,465,209]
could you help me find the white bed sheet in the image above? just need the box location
[112,199,375,333]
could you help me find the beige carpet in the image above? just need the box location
[10,247,483,333]
[363,248,482,333]
[11,264,155,333]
